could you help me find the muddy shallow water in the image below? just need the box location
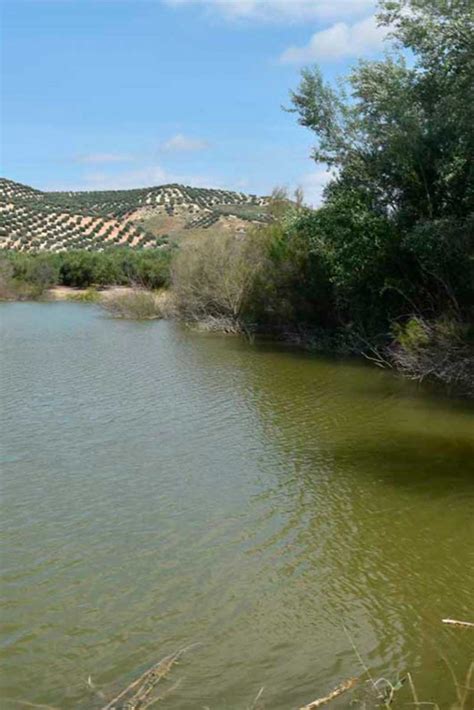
[1,302,473,709]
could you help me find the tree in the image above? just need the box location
[287,0,474,226]
[286,0,474,327]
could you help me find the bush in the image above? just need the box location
[0,248,172,292]
[25,257,59,289]
[102,289,162,320]
[171,231,269,326]
[391,317,474,395]
[292,191,402,330]
[59,252,98,287]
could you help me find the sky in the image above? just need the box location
[0,0,388,205]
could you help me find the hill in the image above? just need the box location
[0,178,270,252]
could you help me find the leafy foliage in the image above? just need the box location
[171,0,473,392]
[284,0,473,335]
[0,249,172,292]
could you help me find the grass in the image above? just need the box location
[68,287,100,303]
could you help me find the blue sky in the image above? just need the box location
[1,0,387,204]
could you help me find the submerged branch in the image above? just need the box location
[100,643,200,710]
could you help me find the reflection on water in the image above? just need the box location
[0,303,473,709]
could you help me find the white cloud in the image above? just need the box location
[297,166,332,207]
[165,0,376,23]
[74,153,133,165]
[161,133,210,152]
[71,165,220,191]
[280,15,387,63]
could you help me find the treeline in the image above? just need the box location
[173,0,474,393]
[0,248,171,298]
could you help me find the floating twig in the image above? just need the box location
[407,671,420,706]
[139,678,183,709]
[299,677,358,709]
[248,686,265,710]
[442,619,474,629]
[101,643,200,710]
[343,626,377,692]
[86,675,106,700]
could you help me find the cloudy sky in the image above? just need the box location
[1,0,387,204]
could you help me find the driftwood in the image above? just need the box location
[299,678,358,709]
[442,619,474,629]
[100,644,200,710]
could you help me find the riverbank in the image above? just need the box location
[1,246,472,396]
[47,285,133,301]
[2,283,473,396]
[47,285,173,320]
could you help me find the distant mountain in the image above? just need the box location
[0,178,270,252]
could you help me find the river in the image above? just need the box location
[1,302,473,709]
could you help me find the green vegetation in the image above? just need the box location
[172,230,270,328]
[0,178,269,252]
[68,287,101,303]
[1,0,472,391]
[0,249,172,296]
[170,0,474,393]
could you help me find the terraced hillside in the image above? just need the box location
[0,178,269,252]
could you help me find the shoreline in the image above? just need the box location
[47,285,142,301]
[2,292,472,398]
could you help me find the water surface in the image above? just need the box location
[1,302,473,709]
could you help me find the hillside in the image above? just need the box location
[0,178,270,252]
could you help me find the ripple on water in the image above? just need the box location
[0,303,473,709]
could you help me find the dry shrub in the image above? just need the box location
[391,316,474,395]
[102,289,162,320]
[171,230,269,328]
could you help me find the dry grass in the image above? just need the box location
[101,289,162,320]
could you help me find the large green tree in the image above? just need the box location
[288,0,474,226]
[285,0,473,327]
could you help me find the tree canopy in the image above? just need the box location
[288,0,474,226]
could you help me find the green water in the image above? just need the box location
[0,302,473,709]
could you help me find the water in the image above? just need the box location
[1,302,473,709]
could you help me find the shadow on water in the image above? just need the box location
[326,423,474,491]
[180,325,474,703]
[1,308,473,710]
[204,332,474,487]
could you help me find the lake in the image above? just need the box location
[1,302,473,709]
